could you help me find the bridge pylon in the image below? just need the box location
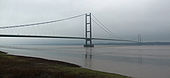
[84,13,94,47]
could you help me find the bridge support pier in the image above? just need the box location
[84,13,94,47]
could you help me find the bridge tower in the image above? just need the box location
[84,13,94,47]
[138,34,142,45]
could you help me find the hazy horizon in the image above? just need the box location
[0,0,170,44]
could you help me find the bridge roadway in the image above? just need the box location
[0,34,137,42]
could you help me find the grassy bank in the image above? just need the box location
[0,51,131,78]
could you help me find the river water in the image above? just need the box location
[0,45,170,78]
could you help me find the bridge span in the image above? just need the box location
[0,13,138,47]
[0,34,137,42]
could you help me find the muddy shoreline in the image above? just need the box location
[0,51,131,78]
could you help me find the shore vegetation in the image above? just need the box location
[0,51,131,78]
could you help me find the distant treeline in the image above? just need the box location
[95,42,170,45]
[16,42,170,45]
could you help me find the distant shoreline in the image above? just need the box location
[12,42,170,46]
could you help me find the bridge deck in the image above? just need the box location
[0,34,137,42]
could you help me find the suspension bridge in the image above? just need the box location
[0,13,138,47]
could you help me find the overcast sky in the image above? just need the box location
[0,0,170,44]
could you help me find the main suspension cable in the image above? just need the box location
[0,14,85,29]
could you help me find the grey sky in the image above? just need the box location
[0,0,170,44]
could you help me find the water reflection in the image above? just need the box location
[137,47,143,64]
[138,55,143,64]
[84,47,93,68]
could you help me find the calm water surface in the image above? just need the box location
[0,45,170,78]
